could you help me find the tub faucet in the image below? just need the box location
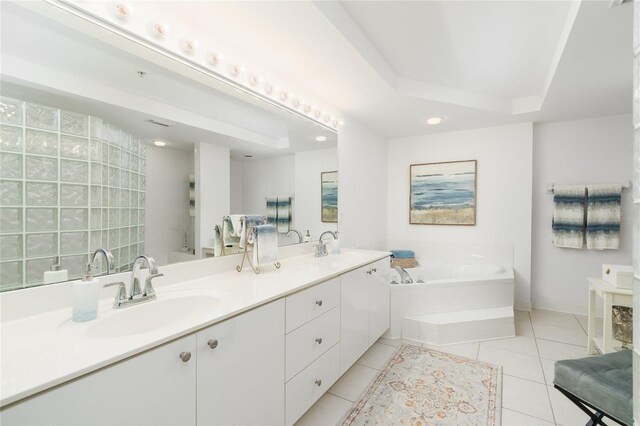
[90,248,114,275]
[287,229,303,244]
[315,231,337,257]
[394,266,413,284]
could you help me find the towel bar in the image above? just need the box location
[546,182,631,194]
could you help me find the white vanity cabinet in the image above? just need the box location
[1,334,197,426]
[340,258,390,373]
[196,299,285,426]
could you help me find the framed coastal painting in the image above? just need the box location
[321,171,338,223]
[410,160,477,225]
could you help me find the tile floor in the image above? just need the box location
[296,309,599,426]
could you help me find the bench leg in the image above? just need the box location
[554,385,627,426]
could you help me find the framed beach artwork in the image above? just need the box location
[321,171,338,223]
[410,160,477,225]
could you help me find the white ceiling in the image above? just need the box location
[146,0,632,138]
[340,1,572,100]
[3,1,633,141]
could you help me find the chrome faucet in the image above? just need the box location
[394,266,413,284]
[104,254,163,309]
[90,248,114,275]
[287,229,303,244]
[315,231,337,257]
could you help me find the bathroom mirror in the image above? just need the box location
[0,3,338,291]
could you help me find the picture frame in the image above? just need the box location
[321,171,338,223]
[409,160,477,225]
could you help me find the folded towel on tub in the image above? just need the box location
[552,185,586,249]
[391,250,415,259]
[586,184,622,250]
[239,215,266,248]
[252,224,279,267]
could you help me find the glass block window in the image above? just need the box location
[0,97,146,291]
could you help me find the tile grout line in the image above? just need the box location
[530,313,559,426]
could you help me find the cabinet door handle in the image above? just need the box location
[315,379,322,387]
[315,337,323,344]
[179,352,192,362]
[207,339,219,349]
[315,300,323,307]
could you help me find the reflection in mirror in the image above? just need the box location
[0,3,337,291]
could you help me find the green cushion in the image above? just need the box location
[553,350,633,425]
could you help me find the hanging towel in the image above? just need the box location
[213,225,222,257]
[239,215,266,248]
[586,184,622,250]
[222,216,241,247]
[266,197,278,228]
[253,224,279,267]
[276,196,292,233]
[391,250,416,259]
[265,196,292,233]
[552,185,586,249]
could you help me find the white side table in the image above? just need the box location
[587,277,633,355]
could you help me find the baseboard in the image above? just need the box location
[531,297,599,316]
[514,299,532,312]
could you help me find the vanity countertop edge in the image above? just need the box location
[0,249,390,407]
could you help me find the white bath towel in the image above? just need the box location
[586,184,622,250]
[239,215,266,249]
[213,225,222,257]
[552,185,586,249]
[253,224,278,267]
[222,216,241,247]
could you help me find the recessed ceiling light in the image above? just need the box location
[315,135,327,142]
[153,140,167,147]
[424,116,443,125]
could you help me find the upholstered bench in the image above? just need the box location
[553,349,633,426]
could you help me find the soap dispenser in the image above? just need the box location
[72,263,100,322]
[43,256,68,284]
[303,230,311,243]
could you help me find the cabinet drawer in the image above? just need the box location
[285,343,340,426]
[286,277,340,333]
[286,306,340,381]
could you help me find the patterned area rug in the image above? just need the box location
[341,344,502,426]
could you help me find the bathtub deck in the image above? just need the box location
[402,306,515,346]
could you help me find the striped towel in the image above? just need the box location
[253,224,278,267]
[266,197,278,228]
[266,196,292,233]
[276,197,292,233]
[552,185,586,249]
[586,184,622,250]
[239,215,266,249]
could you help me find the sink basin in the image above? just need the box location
[82,295,220,339]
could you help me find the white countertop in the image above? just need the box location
[0,249,389,407]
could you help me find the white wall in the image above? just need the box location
[294,148,338,241]
[195,142,230,256]
[229,160,244,214]
[387,123,533,310]
[238,155,295,215]
[531,114,633,314]
[145,146,194,265]
[338,117,388,250]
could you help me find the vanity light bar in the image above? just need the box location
[47,0,341,133]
